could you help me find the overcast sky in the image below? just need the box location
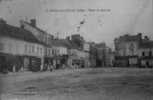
[0,0,152,47]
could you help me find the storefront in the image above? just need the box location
[128,56,138,67]
[140,57,153,68]
[114,56,129,67]
[0,52,23,72]
[28,56,41,72]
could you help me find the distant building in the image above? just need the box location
[71,34,84,49]
[104,47,115,67]
[49,39,70,69]
[138,40,153,68]
[114,33,153,68]
[66,36,90,68]
[68,48,90,68]
[114,33,142,67]
[85,42,114,67]
[95,43,106,67]
[89,42,97,67]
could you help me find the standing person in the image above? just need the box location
[56,60,60,69]
[13,64,16,72]
[48,63,50,71]
[49,63,53,72]
[53,60,56,69]
[44,63,48,71]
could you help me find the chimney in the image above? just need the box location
[144,36,149,40]
[137,33,142,41]
[19,20,24,29]
[138,33,142,38]
[30,19,36,27]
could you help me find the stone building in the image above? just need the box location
[94,42,114,67]
[95,43,106,67]
[49,39,70,69]
[105,48,115,67]
[20,19,54,70]
[0,19,44,72]
[114,33,142,67]
[138,40,153,68]
[114,33,153,68]
[89,42,97,67]
[66,36,90,68]
[67,48,90,68]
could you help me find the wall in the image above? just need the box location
[20,21,45,43]
[138,48,153,57]
[52,46,68,56]
[45,47,53,57]
[83,43,90,52]
[117,41,139,56]
[0,36,44,58]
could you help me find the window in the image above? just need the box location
[142,51,145,56]
[25,44,27,52]
[47,48,50,55]
[37,46,39,53]
[49,49,51,55]
[32,45,35,53]
[52,50,54,55]
[129,43,135,55]
[29,45,31,53]
[40,48,42,55]
[9,43,12,52]
[50,49,52,55]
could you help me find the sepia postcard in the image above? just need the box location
[0,0,153,100]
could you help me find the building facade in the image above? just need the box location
[114,33,153,68]
[0,20,44,72]
[114,33,141,67]
[94,42,114,67]
[138,41,153,68]
[67,48,90,68]
[20,19,54,70]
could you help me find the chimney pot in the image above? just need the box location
[144,36,149,40]
[30,19,36,27]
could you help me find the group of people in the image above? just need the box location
[43,63,56,71]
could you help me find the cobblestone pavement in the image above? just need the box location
[0,68,153,100]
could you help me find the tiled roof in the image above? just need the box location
[0,23,43,44]
[21,20,48,35]
[21,20,54,42]
[119,34,140,42]
[48,39,79,49]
